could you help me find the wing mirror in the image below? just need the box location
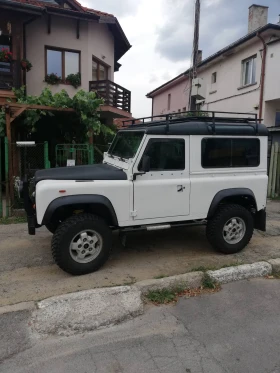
[142,155,151,172]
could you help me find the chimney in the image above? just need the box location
[248,4,268,33]
[197,50,203,64]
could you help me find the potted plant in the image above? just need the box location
[44,73,62,85]
[0,48,13,62]
[21,58,33,72]
[66,72,81,88]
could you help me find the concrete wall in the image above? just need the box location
[26,15,114,96]
[265,41,280,102]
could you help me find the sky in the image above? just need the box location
[81,0,280,118]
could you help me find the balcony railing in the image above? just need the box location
[89,80,131,113]
[0,61,21,90]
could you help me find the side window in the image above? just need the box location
[139,139,185,171]
[202,138,260,168]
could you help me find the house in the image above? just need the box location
[147,5,280,127]
[0,0,132,120]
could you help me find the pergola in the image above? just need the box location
[1,103,76,207]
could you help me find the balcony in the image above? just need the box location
[0,61,21,103]
[89,80,131,119]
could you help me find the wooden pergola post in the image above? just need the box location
[5,106,12,212]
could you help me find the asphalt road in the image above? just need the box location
[1,278,280,373]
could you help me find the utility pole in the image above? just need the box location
[188,0,201,110]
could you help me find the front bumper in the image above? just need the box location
[21,180,40,235]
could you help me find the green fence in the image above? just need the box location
[56,144,94,167]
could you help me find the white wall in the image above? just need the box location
[265,41,280,102]
[199,40,262,117]
[26,14,114,97]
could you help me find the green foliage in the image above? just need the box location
[202,273,219,289]
[66,72,81,88]
[21,59,33,72]
[0,87,108,138]
[146,284,186,304]
[44,73,62,85]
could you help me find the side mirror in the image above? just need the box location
[142,155,151,172]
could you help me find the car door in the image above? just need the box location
[133,136,190,220]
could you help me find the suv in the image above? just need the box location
[22,111,268,276]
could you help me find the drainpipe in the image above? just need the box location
[257,32,267,123]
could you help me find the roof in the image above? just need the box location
[0,0,131,62]
[147,23,280,98]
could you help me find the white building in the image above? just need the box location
[147,5,280,127]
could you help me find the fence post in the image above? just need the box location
[44,141,50,169]
[4,137,9,217]
[89,144,94,164]
[0,138,2,218]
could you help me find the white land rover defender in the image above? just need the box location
[21,111,268,276]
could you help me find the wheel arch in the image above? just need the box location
[42,195,119,227]
[207,188,257,219]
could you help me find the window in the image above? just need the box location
[139,139,185,171]
[46,47,80,80]
[202,138,260,168]
[211,72,217,84]
[242,55,257,86]
[108,131,144,159]
[92,57,108,81]
[0,35,11,73]
[167,94,171,110]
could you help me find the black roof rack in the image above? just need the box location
[122,111,261,136]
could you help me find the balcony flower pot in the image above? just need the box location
[0,48,13,62]
[44,73,62,85]
[65,72,81,88]
[21,59,33,72]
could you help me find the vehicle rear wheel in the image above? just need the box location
[206,204,254,254]
[52,213,112,275]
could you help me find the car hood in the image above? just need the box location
[35,164,127,184]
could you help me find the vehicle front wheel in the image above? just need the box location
[206,204,254,255]
[51,213,112,275]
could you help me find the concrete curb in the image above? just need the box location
[32,286,143,336]
[207,262,272,284]
[133,271,204,295]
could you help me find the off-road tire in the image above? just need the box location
[52,213,112,275]
[206,204,254,254]
[45,222,59,234]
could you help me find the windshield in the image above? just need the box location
[108,131,144,159]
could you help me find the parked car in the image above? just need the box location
[21,111,268,275]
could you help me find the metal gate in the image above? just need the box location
[55,144,94,167]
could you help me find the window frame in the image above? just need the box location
[211,72,217,84]
[138,138,185,172]
[241,55,257,86]
[92,56,109,81]
[201,137,260,169]
[167,93,171,110]
[45,46,81,81]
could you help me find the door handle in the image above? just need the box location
[177,185,185,192]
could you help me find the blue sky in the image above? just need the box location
[82,0,280,117]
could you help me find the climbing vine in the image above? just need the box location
[0,87,113,138]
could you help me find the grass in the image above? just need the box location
[0,216,27,225]
[191,261,242,273]
[202,273,219,290]
[146,284,186,304]
[153,274,169,279]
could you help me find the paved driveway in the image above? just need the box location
[0,201,280,306]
